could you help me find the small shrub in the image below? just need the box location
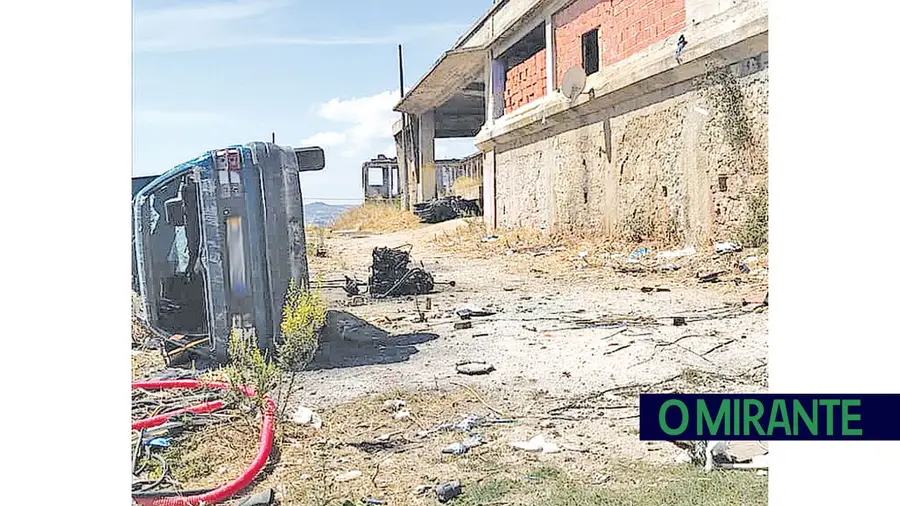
[740,185,768,248]
[223,327,279,413]
[278,278,327,372]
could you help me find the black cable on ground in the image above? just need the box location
[132,488,216,499]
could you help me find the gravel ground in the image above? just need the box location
[286,219,768,465]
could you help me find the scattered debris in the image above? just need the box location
[456,361,495,375]
[349,296,366,307]
[456,305,497,320]
[393,409,411,420]
[442,435,485,455]
[430,414,514,434]
[626,248,652,263]
[342,276,361,296]
[370,246,434,298]
[736,263,751,274]
[694,440,769,472]
[434,481,462,503]
[641,287,671,293]
[673,316,687,326]
[510,434,561,454]
[715,242,743,254]
[442,442,469,455]
[482,235,499,242]
[236,488,276,506]
[414,485,433,496]
[454,321,473,330]
[335,470,363,483]
[291,406,323,429]
[382,399,407,412]
[657,247,696,259]
[361,499,385,506]
[413,196,481,223]
[659,263,681,271]
[698,271,726,283]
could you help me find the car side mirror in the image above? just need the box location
[295,146,325,172]
[165,197,185,226]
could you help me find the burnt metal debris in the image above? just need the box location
[413,196,481,224]
[369,246,435,298]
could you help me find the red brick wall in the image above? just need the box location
[553,0,686,87]
[504,48,546,113]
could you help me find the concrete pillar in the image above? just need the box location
[489,56,506,121]
[362,163,369,200]
[545,15,555,94]
[483,149,496,229]
[418,110,436,201]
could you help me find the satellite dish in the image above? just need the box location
[560,67,587,101]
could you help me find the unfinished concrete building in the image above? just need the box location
[362,155,402,202]
[363,154,484,203]
[394,0,768,245]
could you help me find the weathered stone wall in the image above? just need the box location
[494,52,767,246]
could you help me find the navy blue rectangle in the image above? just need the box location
[639,394,900,440]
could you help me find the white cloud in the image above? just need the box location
[300,131,347,147]
[300,91,479,163]
[134,0,469,53]
[301,90,400,160]
[135,108,224,125]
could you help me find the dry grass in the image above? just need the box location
[430,219,768,294]
[132,350,165,381]
[332,202,421,233]
[155,386,766,506]
[451,176,482,196]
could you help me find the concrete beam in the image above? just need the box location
[418,111,436,201]
[394,47,488,115]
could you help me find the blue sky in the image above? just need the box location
[133,0,488,204]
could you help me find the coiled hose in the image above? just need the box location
[131,379,275,506]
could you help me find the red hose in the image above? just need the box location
[132,379,275,506]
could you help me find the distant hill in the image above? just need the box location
[304,201,354,227]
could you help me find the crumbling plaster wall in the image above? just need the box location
[494,52,767,246]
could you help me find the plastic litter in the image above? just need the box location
[657,247,696,259]
[292,406,323,429]
[626,248,652,263]
[442,442,468,455]
[481,236,499,243]
[382,399,406,412]
[435,482,462,503]
[715,242,743,254]
[335,470,363,483]
[235,489,275,506]
[393,409,411,420]
[144,437,171,448]
[437,414,481,432]
[510,435,561,454]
